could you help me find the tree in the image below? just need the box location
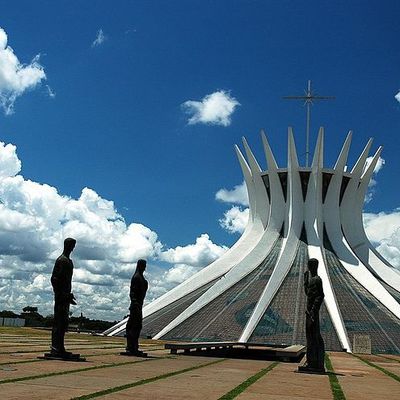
[22,306,38,313]
[0,310,19,318]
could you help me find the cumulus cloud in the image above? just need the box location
[219,206,249,234]
[0,141,228,320]
[363,210,400,269]
[160,233,227,268]
[365,155,385,176]
[395,91,400,103]
[215,181,250,234]
[182,90,240,126]
[92,29,106,47]
[215,181,249,206]
[364,156,385,202]
[0,27,46,114]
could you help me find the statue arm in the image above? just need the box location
[51,259,64,292]
[303,270,310,295]
[130,275,139,301]
[310,278,324,316]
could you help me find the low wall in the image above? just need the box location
[1,317,25,327]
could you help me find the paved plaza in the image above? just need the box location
[0,327,399,399]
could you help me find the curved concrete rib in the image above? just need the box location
[242,137,270,227]
[307,129,351,351]
[323,139,400,344]
[154,136,286,340]
[239,129,303,342]
[340,149,400,300]
[105,146,265,337]
[345,148,400,291]
[323,132,358,264]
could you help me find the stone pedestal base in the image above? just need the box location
[297,365,326,374]
[120,351,148,357]
[39,352,86,362]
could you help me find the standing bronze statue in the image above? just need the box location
[121,259,148,357]
[298,258,325,373]
[42,238,84,361]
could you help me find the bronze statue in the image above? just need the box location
[42,238,84,361]
[298,258,325,373]
[121,259,148,357]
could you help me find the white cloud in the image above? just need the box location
[219,206,249,234]
[0,141,228,320]
[363,156,385,202]
[0,27,46,114]
[216,181,249,234]
[182,90,240,126]
[365,156,385,176]
[363,210,400,269]
[92,29,106,47]
[215,181,249,206]
[46,85,55,98]
[395,91,400,103]
[160,233,227,268]
[0,142,21,178]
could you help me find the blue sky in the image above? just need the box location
[1,1,400,319]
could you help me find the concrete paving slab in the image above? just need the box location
[0,355,213,399]
[380,354,400,363]
[0,357,101,381]
[1,329,399,400]
[102,358,269,400]
[372,361,400,376]
[0,382,85,400]
[330,352,400,400]
[236,362,332,400]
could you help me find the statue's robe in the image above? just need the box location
[51,255,73,353]
[126,269,148,352]
[304,272,325,370]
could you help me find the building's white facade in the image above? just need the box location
[105,129,400,354]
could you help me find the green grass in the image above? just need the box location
[0,357,159,385]
[376,354,400,364]
[325,353,346,400]
[218,362,279,400]
[353,354,400,383]
[0,358,43,367]
[70,358,226,400]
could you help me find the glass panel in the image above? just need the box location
[249,229,342,351]
[140,278,219,338]
[324,231,400,354]
[161,233,284,342]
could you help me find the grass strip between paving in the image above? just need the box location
[353,354,400,383]
[70,358,227,400]
[376,354,400,364]
[0,357,160,385]
[325,354,346,400]
[0,358,43,366]
[217,361,278,400]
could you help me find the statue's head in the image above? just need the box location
[63,238,76,254]
[308,258,319,275]
[136,259,147,273]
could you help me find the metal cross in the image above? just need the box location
[283,80,335,167]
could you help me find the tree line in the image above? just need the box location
[0,307,116,333]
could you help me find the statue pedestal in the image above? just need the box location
[39,353,86,362]
[297,365,326,374]
[120,351,148,357]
